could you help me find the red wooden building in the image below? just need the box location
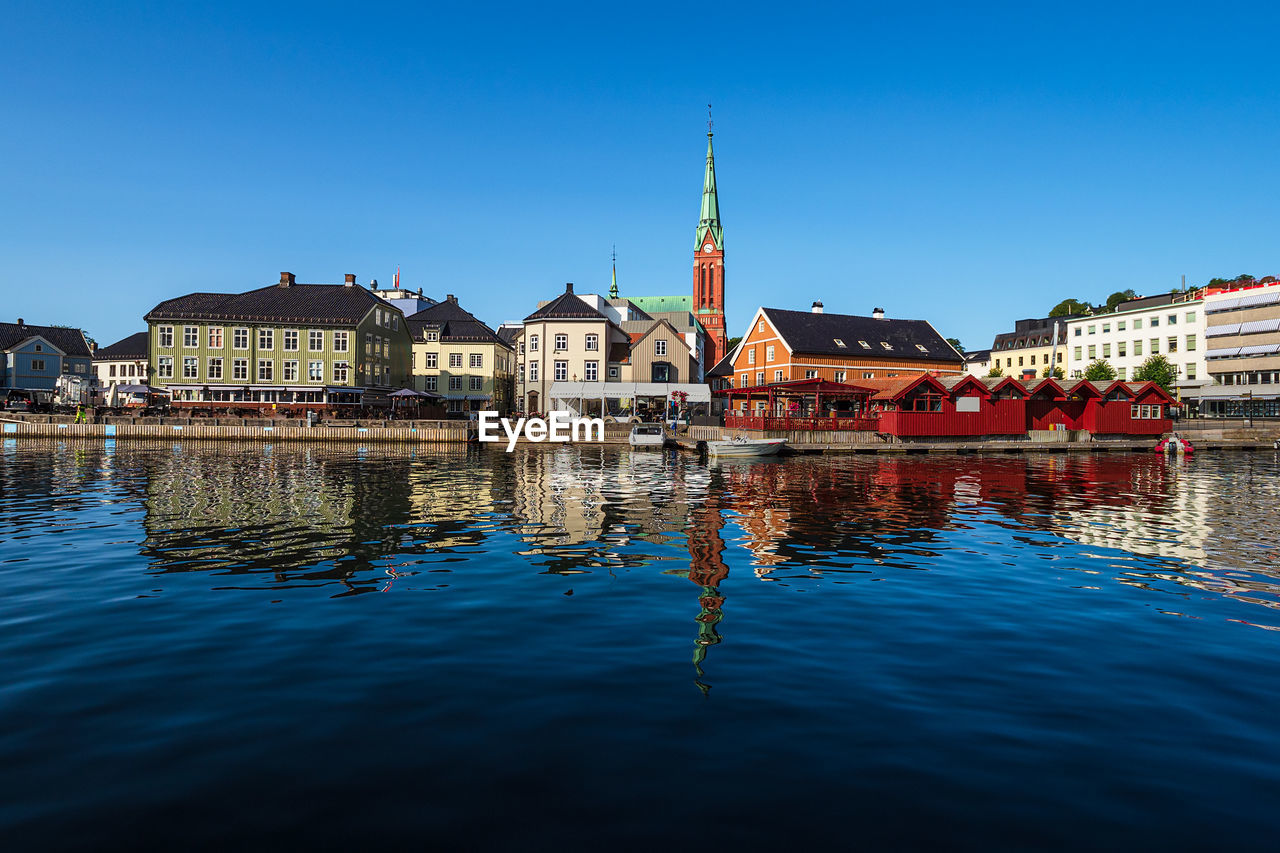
[719,375,1174,438]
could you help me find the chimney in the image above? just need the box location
[418,287,423,296]
[16,318,23,327]
[811,300,824,314]
[370,279,378,290]
[447,294,457,304]
[344,273,356,286]
[872,307,885,320]
[279,271,295,287]
[565,282,574,294]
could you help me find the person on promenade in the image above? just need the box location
[74,404,87,424]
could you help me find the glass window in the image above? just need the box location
[1117,321,1126,331]
[183,326,198,347]
[308,361,323,382]
[1087,346,1096,359]
[528,362,538,381]
[1185,363,1196,380]
[585,334,598,351]
[1133,319,1142,330]
[209,328,223,348]
[1102,343,1111,358]
[747,348,755,364]
[332,361,349,383]
[1186,312,1196,323]
[765,344,773,361]
[774,369,784,381]
[1074,328,1081,337]
[1150,317,1159,327]
[1150,338,1159,353]
[258,329,273,350]
[157,356,173,377]
[1186,335,1196,351]
[1074,346,1082,360]
[584,361,598,382]
[1102,324,1110,334]
[233,328,249,349]
[554,334,568,351]
[208,358,223,379]
[283,330,299,351]
[257,359,273,381]
[741,373,749,386]
[470,353,482,368]
[1117,367,1127,380]
[309,330,323,351]
[333,331,348,352]
[425,353,438,369]
[158,326,173,348]
[232,359,248,380]
[1168,314,1176,325]
[469,376,482,390]
[449,353,463,368]
[805,370,818,379]
[656,340,668,357]
[529,334,539,352]
[1118,342,1126,357]
[1134,340,1143,356]
[554,361,567,381]
[183,356,198,378]
[449,376,462,390]
[1087,325,1095,335]
[756,372,764,385]
[1167,337,1178,353]
[834,371,845,382]
[425,376,437,391]
[283,361,298,381]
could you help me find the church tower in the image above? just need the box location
[693,130,726,369]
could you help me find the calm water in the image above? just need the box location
[3,440,1280,850]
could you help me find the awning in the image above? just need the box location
[547,382,711,402]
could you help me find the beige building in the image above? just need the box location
[622,319,699,384]
[406,295,515,415]
[1193,280,1280,417]
[989,316,1075,379]
[518,283,630,414]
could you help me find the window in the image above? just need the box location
[747,348,755,364]
[257,359,273,381]
[916,344,928,352]
[158,326,173,347]
[1102,343,1111,358]
[109,365,117,377]
[774,369,784,382]
[554,334,568,351]
[1117,367,1127,380]
[426,331,439,342]
[232,358,247,380]
[1150,338,1159,353]
[608,367,618,378]
[1133,319,1142,330]
[308,361,323,382]
[1186,363,1196,380]
[881,342,893,350]
[862,371,874,379]
[426,353,438,369]
[1133,340,1143,356]
[1168,314,1177,325]
[805,370,818,379]
[469,376,483,391]
[858,340,870,349]
[470,353,483,368]
[1088,325,1095,335]
[449,376,463,390]
[309,330,323,351]
[834,371,846,382]
[1074,346,1082,360]
[382,340,389,359]
[757,321,764,332]
[183,326,198,347]
[283,330,299,351]
[554,361,567,381]
[1118,342,1126,357]
[283,360,298,382]
[449,353,463,368]
[1186,335,1196,351]
[655,340,668,357]
[1074,328,1081,337]
[1118,321,1126,331]
[209,328,223,349]
[391,315,398,331]
[1150,317,1159,328]
[233,328,249,349]
[1186,312,1196,323]
[424,376,437,391]
[529,334,539,352]
[585,334,598,351]
[208,358,223,379]
[332,361,349,383]
[365,334,372,356]
[258,329,274,350]
[529,362,539,381]
[157,356,172,377]
[834,339,847,348]
[183,356,198,378]
[1088,346,1096,359]
[333,331,348,352]
[1102,324,1110,334]
[756,372,764,385]
[1019,357,1025,367]
[741,373,749,386]
[1167,337,1178,353]
[584,361,598,381]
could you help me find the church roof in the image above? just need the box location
[628,295,692,315]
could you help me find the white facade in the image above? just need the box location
[1065,295,1207,393]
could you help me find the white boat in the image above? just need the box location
[629,424,667,449]
[704,436,787,457]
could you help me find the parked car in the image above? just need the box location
[4,391,36,412]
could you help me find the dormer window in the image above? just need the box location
[858,340,870,349]
[834,339,846,348]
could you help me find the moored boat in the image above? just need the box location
[705,436,786,457]
[629,424,667,449]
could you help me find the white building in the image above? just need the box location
[92,332,150,387]
[1065,292,1207,398]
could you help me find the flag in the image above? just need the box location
[394,266,400,290]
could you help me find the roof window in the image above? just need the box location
[881,342,893,350]
[858,340,870,349]
[916,344,929,352]
[834,338,846,348]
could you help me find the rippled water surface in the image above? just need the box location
[3,440,1280,849]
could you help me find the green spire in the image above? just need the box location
[609,246,619,298]
[695,132,722,251]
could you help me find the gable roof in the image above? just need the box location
[94,332,149,360]
[0,322,92,357]
[706,341,741,378]
[406,298,510,348]
[761,308,963,363]
[145,282,390,325]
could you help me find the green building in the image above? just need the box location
[145,272,412,407]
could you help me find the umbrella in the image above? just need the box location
[388,388,424,397]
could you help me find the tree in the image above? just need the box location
[985,364,1004,378]
[1132,354,1178,393]
[945,337,964,353]
[1040,364,1065,379]
[1049,298,1092,318]
[1104,289,1138,312]
[1083,360,1117,382]
[726,336,742,351]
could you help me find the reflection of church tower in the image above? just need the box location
[694,130,726,370]
[687,487,730,694]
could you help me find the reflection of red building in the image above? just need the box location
[720,375,1175,438]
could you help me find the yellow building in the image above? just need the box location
[406,295,515,415]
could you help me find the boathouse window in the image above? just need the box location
[209,328,223,349]
[333,332,348,352]
[232,359,247,380]
[158,326,173,348]
[183,326,198,347]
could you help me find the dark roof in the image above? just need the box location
[525,287,608,322]
[763,308,963,363]
[496,325,522,345]
[963,349,992,362]
[1114,292,1176,313]
[706,343,740,377]
[94,332,149,360]
[0,321,92,357]
[406,298,510,347]
[145,283,389,324]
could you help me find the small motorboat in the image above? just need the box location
[1155,435,1194,456]
[705,436,787,457]
[629,424,667,449]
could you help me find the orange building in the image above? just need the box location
[727,303,964,391]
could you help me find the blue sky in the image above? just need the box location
[4,1,1278,352]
